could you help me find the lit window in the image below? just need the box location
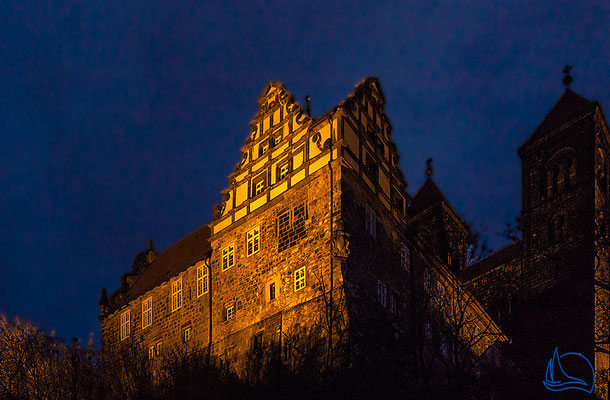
[197,266,209,297]
[247,227,260,256]
[142,297,152,329]
[400,243,410,272]
[156,342,162,356]
[269,282,276,301]
[376,280,387,307]
[222,244,235,271]
[254,180,265,196]
[171,279,182,312]
[295,267,306,291]
[365,204,376,238]
[120,310,130,341]
[278,163,290,181]
[260,142,269,157]
[226,305,235,320]
[148,346,155,359]
[184,327,191,343]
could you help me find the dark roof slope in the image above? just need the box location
[406,177,446,219]
[460,241,522,281]
[110,225,211,310]
[520,89,595,150]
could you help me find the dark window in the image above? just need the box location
[269,282,276,301]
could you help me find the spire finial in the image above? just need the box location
[147,239,153,251]
[426,158,433,177]
[563,65,573,88]
[305,95,311,116]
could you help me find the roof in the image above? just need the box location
[406,177,446,219]
[520,89,596,151]
[460,241,522,281]
[109,225,211,311]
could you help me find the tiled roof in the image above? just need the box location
[109,225,211,311]
[521,89,595,149]
[460,241,522,281]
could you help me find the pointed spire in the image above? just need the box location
[563,65,573,88]
[147,239,153,251]
[425,158,434,177]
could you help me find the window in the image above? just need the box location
[259,142,269,157]
[156,342,162,356]
[184,327,191,343]
[376,280,387,307]
[295,267,306,291]
[278,162,290,181]
[424,322,432,341]
[423,270,431,291]
[274,136,281,146]
[226,305,235,320]
[251,173,267,197]
[120,310,130,341]
[142,297,152,329]
[197,266,209,296]
[171,279,182,312]
[278,203,307,252]
[222,244,235,271]
[390,293,397,315]
[269,282,276,301]
[254,180,265,196]
[365,204,377,238]
[148,346,155,359]
[247,227,260,256]
[400,243,410,272]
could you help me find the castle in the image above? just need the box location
[99,77,609,398]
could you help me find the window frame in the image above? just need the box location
[294,267,306,291]
[365,204,377,238]
[400,243,410,272]
[247,226,260,256]
[269,282,276,301]
[197,266,209,297]
[171,279,183,312]
[376,280,387,307]
[141,296,152,330]
[148,345,155,359]
[184,327,191,343]
[120,309,130,341]
[221,243,235,271]
[226,305,235,320]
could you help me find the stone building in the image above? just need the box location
[99,78,608,398]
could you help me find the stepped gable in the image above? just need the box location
[107,225,211,312]
[520,89,596,150]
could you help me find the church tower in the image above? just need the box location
[517,71,610,396]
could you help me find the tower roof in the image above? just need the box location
[520,89,596,150]
[406,177,446,218]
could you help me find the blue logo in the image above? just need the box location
[543,347,595,393]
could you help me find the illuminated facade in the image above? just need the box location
[99,79,608,398]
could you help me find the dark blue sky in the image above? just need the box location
[1,0,609,346]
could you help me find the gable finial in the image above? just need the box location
[563,65,573,88]
[305,95,311,116]
[426,158,433,177]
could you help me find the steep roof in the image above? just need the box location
[520,89,596,150]
[109,225,211,311]
[460,241,522,282]
[406,177,446,218]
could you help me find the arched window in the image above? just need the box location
[546,148,576,197]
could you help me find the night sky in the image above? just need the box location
[1,1,609,346]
